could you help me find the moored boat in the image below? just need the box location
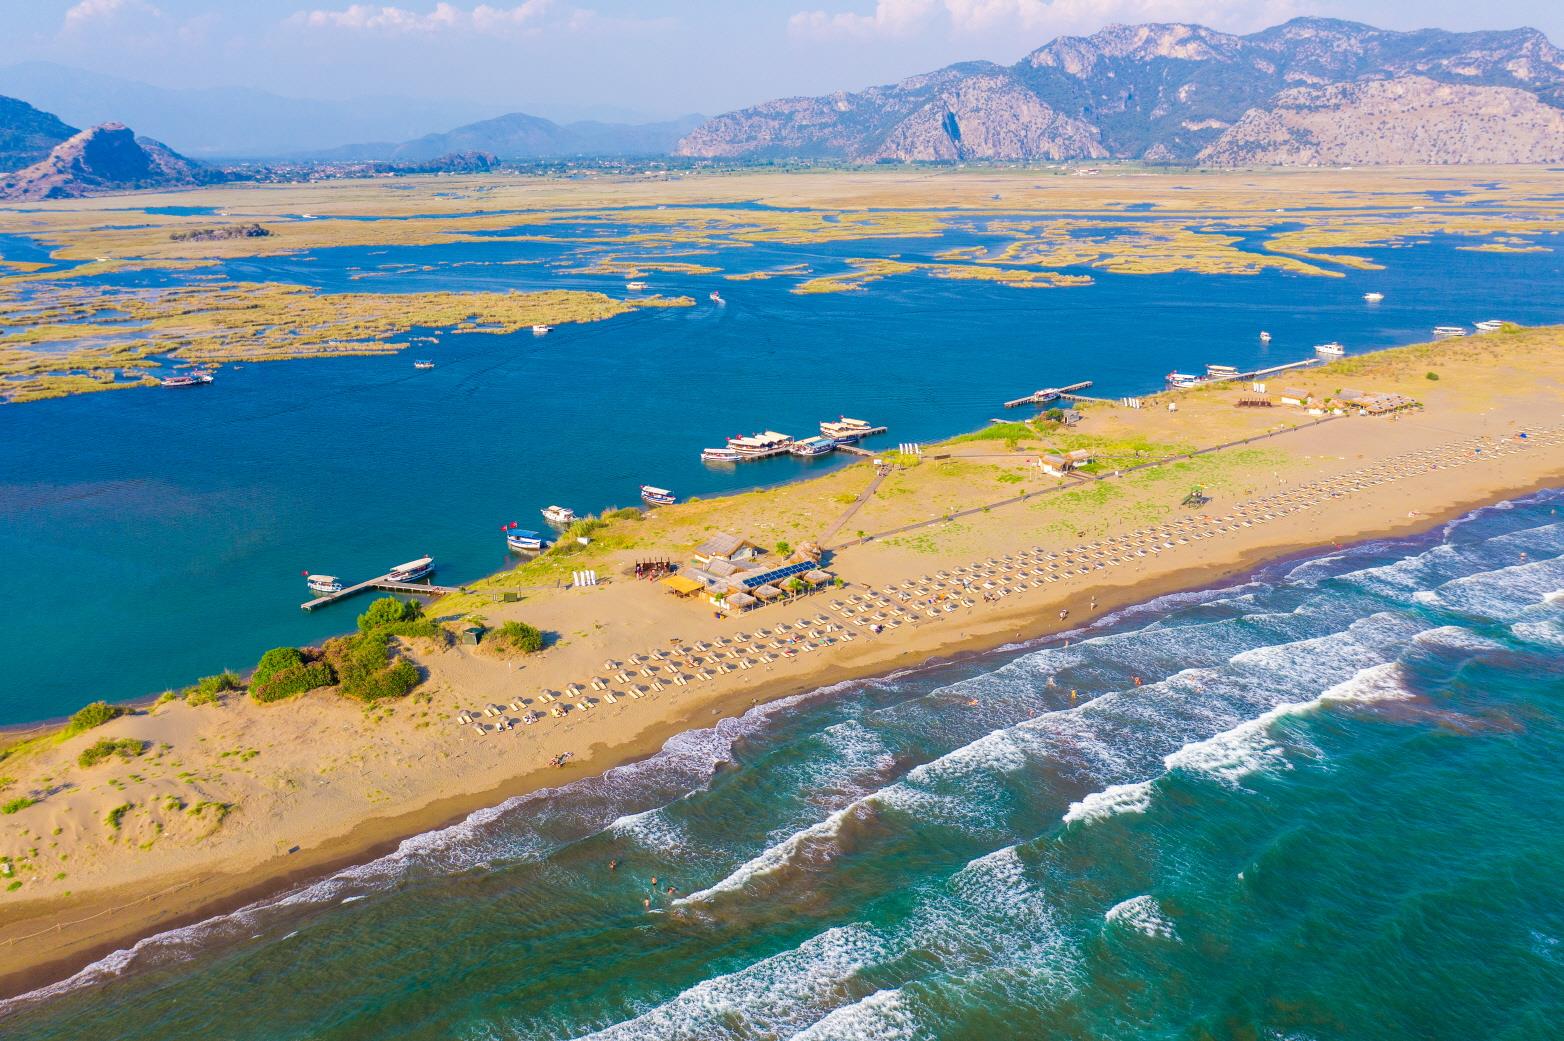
[1205,364,1239,378]
[626,281,648,291]
[701,446,742,463]
[306,574,343,595]
[532,324,552,335]
[789,436,836,457]
[726,430,794,457]
[1259,331,1272,342]
[541,505,576,525]
[387,556,434,582]
[1473,319,1506,333]
[1314,341,1346,356]
[820,416,886,443]
[1363,292,1384,302]
[413,359,435,369]
[1165,371,1202,389]
[1433,325,1467,338]
[505,529,547,552]
[640,485,676,506]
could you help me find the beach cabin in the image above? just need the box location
[1280,387,1312,407]
[1066,449,1093,469]
[722,592,759,613]
[692,533,761,566]
[661,574,708,598]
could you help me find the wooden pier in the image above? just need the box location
[301,575,463,611]
[1003,381,1093,408]
[836,444,875,457]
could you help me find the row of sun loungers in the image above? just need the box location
[463,428,1560,736]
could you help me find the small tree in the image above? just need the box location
[775,540,792,557]
[252,647,306,685]
[358,597,421,631]
[66,701,127,736]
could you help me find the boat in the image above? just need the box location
[505,529,547,552]
[532,324,552,335]
[640,485,676,506]
[1363,292,1385,302]
[820,416,885,443]
[1473,320,1506,333]
[1433,325,1468,338]
[1205,364,1240,378]
[306,574,342,595]
[413,359,435,369]
[726,430,794,458]
[1259,331,1272,342]
[709,291,724,303]
[1165,371,1203,389]
[789,436,837,457]
[387,556,434,582]
[701,446,742,463]
[1314,342,1346,357]
[626,281,648,291]
[541,505,576,525]
[159,372,214,388]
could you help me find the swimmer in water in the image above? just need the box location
[609,859,618,872]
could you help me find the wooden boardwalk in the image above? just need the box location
[301,575,463,611]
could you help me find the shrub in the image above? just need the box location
[250,661,335,704]
[105,803,133,830]
[1425,371,1440,381]
[775,540,792,556]
[78,738,147,768]
[325,631,421,702]
[253,646,307,685]
[604,507,642,521]
[66,701,127,736]
[2,797,36,815]
[494,621,545,654]
[181,671,242,707]
[357,597,422,632]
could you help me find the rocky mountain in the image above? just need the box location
[0,123,221,201]
[678,18,1564,165]
[0,93,78,172]
[322,111,706,163]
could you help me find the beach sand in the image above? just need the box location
[2,327,1562,998]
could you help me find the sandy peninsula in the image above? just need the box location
[2,325,1563,997]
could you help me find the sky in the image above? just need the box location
[3,0,1562,119]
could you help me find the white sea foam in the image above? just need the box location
[673,802,866,907]
[788,987,919,1041]
[1106,894,1178,940]
[1063,781,1155,824]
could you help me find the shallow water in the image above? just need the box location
[4,490,1562,1038]
[1,220,1561,720]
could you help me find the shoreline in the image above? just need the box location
[3,466,1556,1003]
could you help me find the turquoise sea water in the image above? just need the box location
[2,214,1562,722]
[3,490,1562,1037]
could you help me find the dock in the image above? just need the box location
[1004,381,1093,408]
[301,575,463,611]
[836,444,875,457]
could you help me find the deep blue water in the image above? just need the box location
[1,224,1562,722]
[4,491,1561,1038]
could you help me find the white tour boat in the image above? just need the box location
[726,430,794,458]
[1165,371,1203,389]
[1473,320,1506,333]
[1363,292,1384,302]
[1259,331,1272,342]
[1205,364,1240,378]
[505,529,547,552]
[701,446,742,463]
[1314,342,1346,357]
[306,574,343,595]
[626,281,648,291]
[641,485,677,506]
[1433,325,1468,339]
[532,324,552,335]
[387,556,434,582]
[413,359,435,369]
[820,417,883,443]
[789,436,836,457]
[541,505,576,525]
[160,372,214,388]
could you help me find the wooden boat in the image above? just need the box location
[159,372,214,388]
[306,574,342,594]
[641,485,676,506]
[413,359,435,369]
[541,505,576,525]
[701,447,741,463]
[506,529,546,552]
[387,556,434,582]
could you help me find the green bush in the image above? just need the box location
[1,797,36,815]
[66,701,127,736]
[775,540,792,556]
[357,597,422,632]
[325,631,421,702]
[494,620,545,654]
[604,507,642,521]
[78,738,147,768]
[1425,371,1440,381]
[250,661,335,704]
[253,646,307,685]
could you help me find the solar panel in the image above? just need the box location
[740,560,816,589]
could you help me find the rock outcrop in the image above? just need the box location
[1199,77,1564,165]
[0,122,218,200]
[678,18,1564,165]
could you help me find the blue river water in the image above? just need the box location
[1,220,1562,722]
[3,490,1561,1038]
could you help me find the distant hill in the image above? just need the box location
[0,93,78,172]
[678,17,1564,165]
[323,111,706,162]
[0,61,503,159]
[0,123,221,201]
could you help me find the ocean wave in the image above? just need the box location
[787,987,918,1041]
[1105,894,1179,940]
[1063,781,1154,824]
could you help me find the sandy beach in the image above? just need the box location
[2,326,1563,998]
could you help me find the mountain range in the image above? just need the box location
[0,121,217,201]
[316,111,705,163]
[677,18,1564,165]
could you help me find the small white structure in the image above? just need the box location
[572,570,598,588]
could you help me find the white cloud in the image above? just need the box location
[789,0,1309,41]
[294,1,556,34]
[63,0,162,32]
